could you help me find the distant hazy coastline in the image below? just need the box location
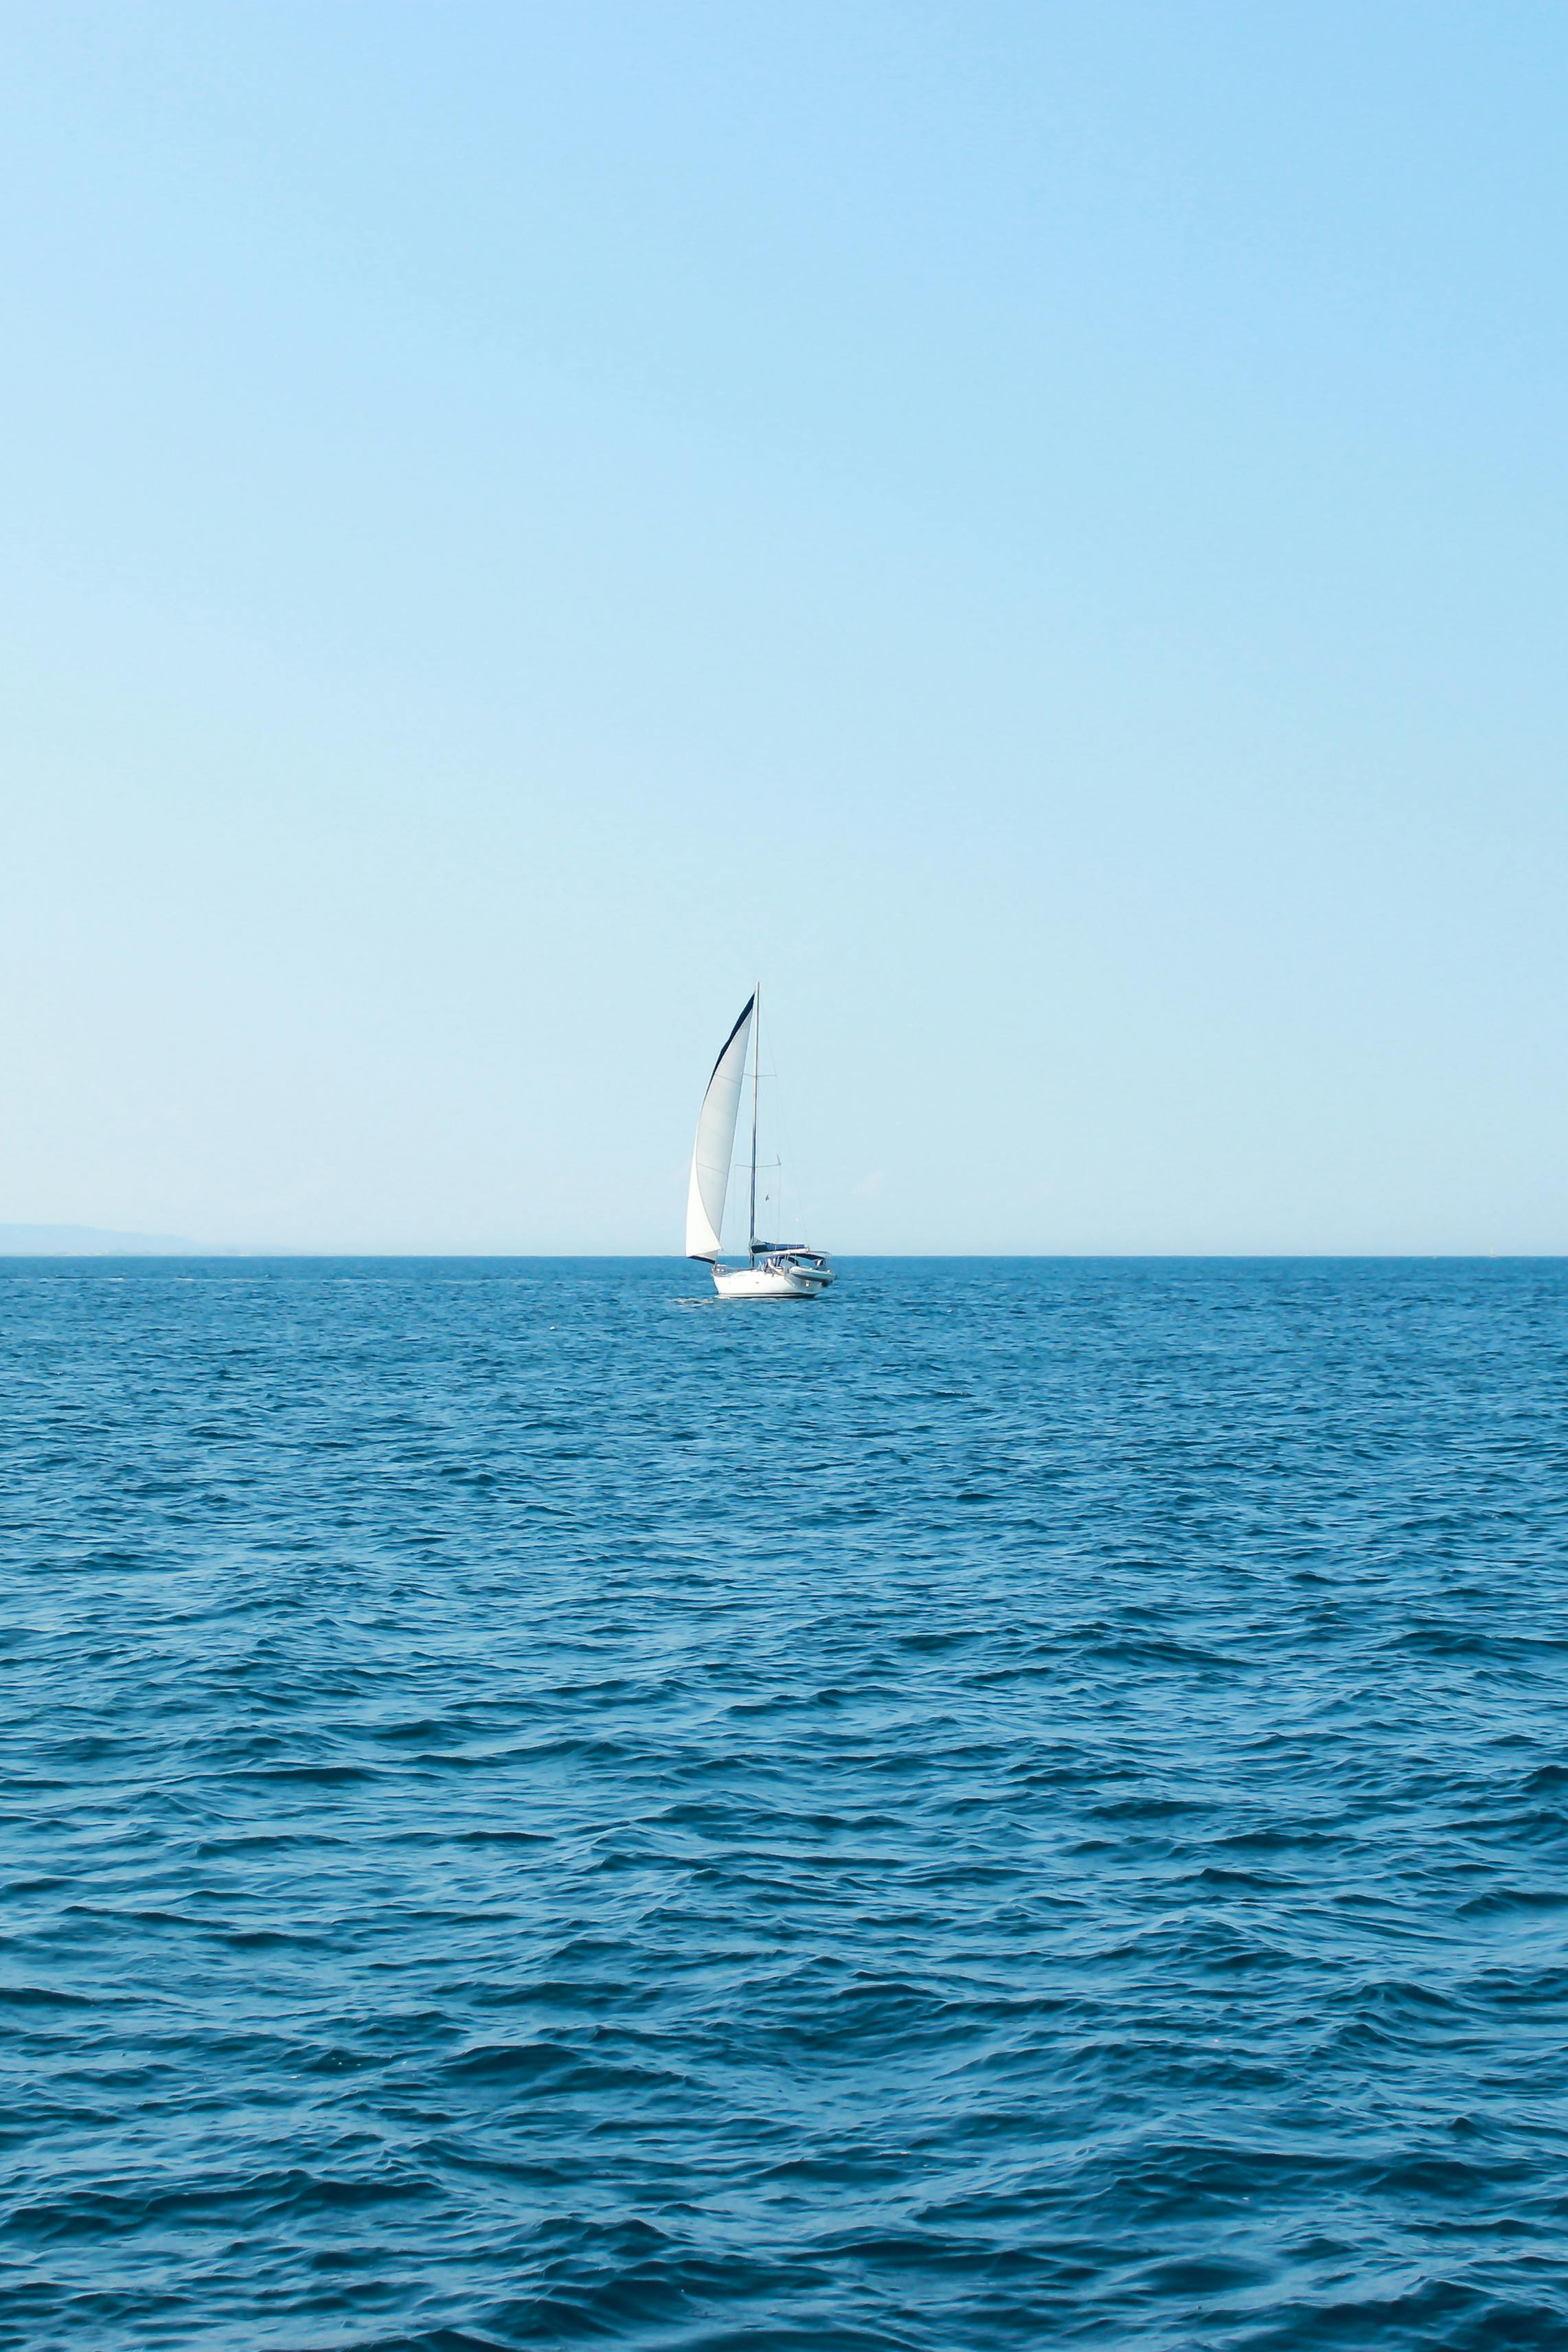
[0,1225,196,1256]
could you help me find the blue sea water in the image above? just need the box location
[3,1256,1567,2351]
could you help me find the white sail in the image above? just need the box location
[685,993,754,1258]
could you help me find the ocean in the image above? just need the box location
[3,1256,1566,2349]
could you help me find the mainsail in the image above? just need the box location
[685,993,755,1258]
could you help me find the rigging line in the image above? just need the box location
[760,1025,789,1238]
[748,980,760,1254]
[771,1040,806,1242]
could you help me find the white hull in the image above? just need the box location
[712,1254,834,1300]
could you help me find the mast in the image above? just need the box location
[749,981,760,1256]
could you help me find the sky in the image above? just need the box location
[2,1,1565,1253]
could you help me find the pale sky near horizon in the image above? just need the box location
[3,3,1565,1253]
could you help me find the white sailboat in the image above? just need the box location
[685,988,834,1299]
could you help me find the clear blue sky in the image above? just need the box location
[3,3,1564,1252]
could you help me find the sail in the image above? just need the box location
[685,993,754,1258]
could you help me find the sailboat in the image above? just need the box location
[685,989,834,1299]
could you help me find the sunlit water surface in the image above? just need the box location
[3,1257,1567,2349]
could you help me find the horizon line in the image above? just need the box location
[1,1249,1563,1264]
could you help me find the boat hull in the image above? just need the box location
[712,1257,834,1300]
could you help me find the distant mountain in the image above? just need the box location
[0,1224,196,1255]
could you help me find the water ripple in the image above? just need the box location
[2,1256,1567,2347]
